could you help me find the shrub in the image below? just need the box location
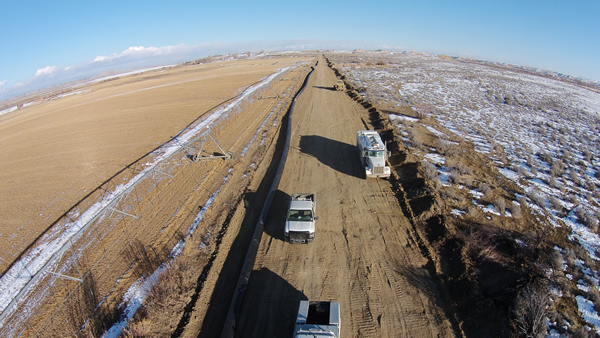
[513,284,548,338]
[481,183,493,198]
[551,160,565,177]
[409,128,424,148]
[421,161,438,181]
[454,162,472,175]
[576,207,599,231]
[527,154,534,167]
[431,177,442,191]
[529,191,546,209]
[568,194,579,205]
[442,188,464,203]
[537,151,553,166]
[509,202,522,218]
[569,168,578,181]
[549,196,562,212]
[414,103,433,119]
[437,139,453,155]
[586,281,600,314]
[585,180,595,192]
[565,248,576,268]
[467,206,479,217]
[495,197,506,216]
[549,250,564,273]
[449,169,461,185]
[461,175,474,187]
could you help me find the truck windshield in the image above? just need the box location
[288,210,313,221]
[368,150,384,157]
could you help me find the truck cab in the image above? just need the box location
[284,193,317,244]
[294,301,341,337]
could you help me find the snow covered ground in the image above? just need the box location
[332,51,600,333]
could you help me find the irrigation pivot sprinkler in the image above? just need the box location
[189,127,234,162]
[258,83,279,100]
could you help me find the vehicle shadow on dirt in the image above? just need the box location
[182,190,265,338]
[235,267,308,337]
[194,106,294,337]
[263,189,290,241]
[312,85,337,91]
[299,135,363,179]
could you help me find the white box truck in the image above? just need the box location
[357,130,391,179]
[293,300,341,337]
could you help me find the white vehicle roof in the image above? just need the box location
[357,130,385,151]
[289,200,313,210]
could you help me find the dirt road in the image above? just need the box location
[231,57,454,337]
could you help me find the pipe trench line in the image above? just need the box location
[219,63,316,338]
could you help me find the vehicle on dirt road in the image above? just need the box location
[284,193,317,243]
[294,300,341,338]
[333,80,344,91]
[357,130,391,179]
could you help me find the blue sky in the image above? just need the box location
[1,0,599,101]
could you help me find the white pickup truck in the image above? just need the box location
[293,300,341,337]
[284,193,317,244]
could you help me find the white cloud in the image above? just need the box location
[0,80,6,88]
[92,44,190,64]
[35,66,59,77]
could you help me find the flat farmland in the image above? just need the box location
[0,57,307,274]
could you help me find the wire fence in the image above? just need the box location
[0,61,310,337]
